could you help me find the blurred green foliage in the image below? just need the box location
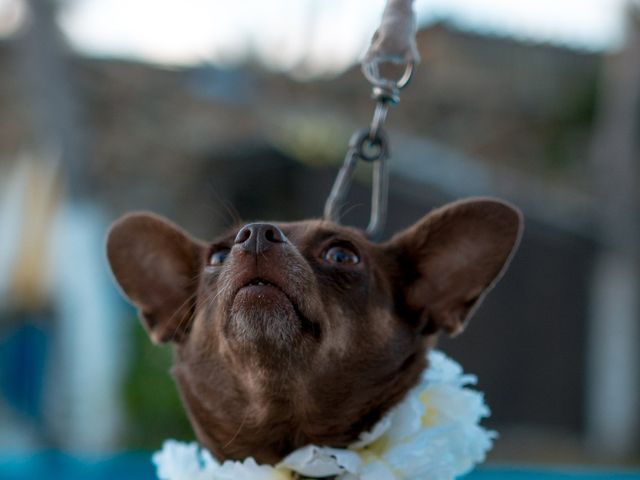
[121,319,194,448]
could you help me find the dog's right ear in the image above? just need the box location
[384,198,522,336]
[106,213,205,344]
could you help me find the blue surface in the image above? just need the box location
[0,453,638,479]
[0,323,49,422]
[0,452,154,480]
[468,468,640,479]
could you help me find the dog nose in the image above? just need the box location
[234,223,287,253]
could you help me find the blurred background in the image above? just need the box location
[0,0,639,474]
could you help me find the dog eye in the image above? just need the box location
[209,248,230,266]
[322,245,360,265]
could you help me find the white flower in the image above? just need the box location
[359,460,396,480]
[153,440,218,480]
[279,445,361,477]
[351,416,392,449]
[153,351,495,480]
[384,391,425,442]
[422,350,477,387]
[153,441,289,480]
[214,458,290,480]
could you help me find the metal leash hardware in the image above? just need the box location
[323,59,414,240]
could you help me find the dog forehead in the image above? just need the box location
[280,220,368,245]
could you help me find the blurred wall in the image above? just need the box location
[0,14,638,466]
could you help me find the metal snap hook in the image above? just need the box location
[323,129,389,240]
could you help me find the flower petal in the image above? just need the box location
[350,415,392,449]
[360,460,396,480]
[279,445,361,477]
[153,440,218,480]
[215,457,290,480]
[384,392,425,442]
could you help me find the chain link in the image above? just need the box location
[323,0,416,239]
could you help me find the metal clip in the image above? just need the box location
[323,128,389,240]
[362,60,414,104]
[324,55,413,240]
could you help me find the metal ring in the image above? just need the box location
[362,60,414,91]
[350,128,388,163]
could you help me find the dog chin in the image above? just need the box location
[227,289,302,349]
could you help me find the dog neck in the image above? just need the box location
[172,334,432,464]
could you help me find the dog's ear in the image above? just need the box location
[106,213,205,344]
[386,198,522,336]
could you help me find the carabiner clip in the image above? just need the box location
[323,128,389,240]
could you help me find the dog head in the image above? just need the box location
[107,198,522,463]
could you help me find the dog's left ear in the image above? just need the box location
[385,198,523,335]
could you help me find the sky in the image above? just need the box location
[0,0,632,76]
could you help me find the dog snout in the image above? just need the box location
[234,223,287,254]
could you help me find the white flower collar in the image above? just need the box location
[153,351,496,480]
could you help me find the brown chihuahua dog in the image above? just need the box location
[106,197,522,464]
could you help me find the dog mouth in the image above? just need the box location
[236,277,288,297]
[243,278,278,288]
[233,276,320,340]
